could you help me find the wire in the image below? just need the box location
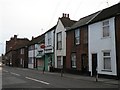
[46,0,63,30]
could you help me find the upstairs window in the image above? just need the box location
[20,48,24,54]
[103,20,110,37]
[47,32,52,46]
[57,32,62,50]
[75,29,80,45]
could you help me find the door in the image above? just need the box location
[92,54,97,76]
[63,56,66,71]
[81,54,88,73]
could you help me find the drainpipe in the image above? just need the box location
[53,30,55,70]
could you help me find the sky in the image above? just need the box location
[0,0,120,55]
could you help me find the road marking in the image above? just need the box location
[25,77,50,85]
[3,70,8,73]
[10,72,21,76]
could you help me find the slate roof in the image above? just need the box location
[90,3,120,24]
[44,25,56,34]
[66,3,120,32]
[66,11,101,31]
[59,17,77,28]
[28,34,45,46]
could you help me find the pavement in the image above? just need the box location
[43,71,119,85]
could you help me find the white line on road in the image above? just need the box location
[3,70,9,73]
[10,72,21,76]
[25,77,50,85]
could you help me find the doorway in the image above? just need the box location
[92,54,97,76]
[81,54,88,73]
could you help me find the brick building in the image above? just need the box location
[66,12,100,75]
[5,35,29,67]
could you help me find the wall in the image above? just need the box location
[88,17,117,76]
[54,19,66,68]
[115,15,120,79]
[66,26,88,72]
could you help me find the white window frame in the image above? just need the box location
[20,48,24,54]
[71,53,76,68]
[102,20,110,38]
[102,50,111,71]
[75,29,80,45]
[57,32,62,50]
[20,58,23,65]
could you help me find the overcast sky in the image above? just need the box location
[0,0,120,55]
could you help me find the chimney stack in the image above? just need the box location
[32,36,34,40]
[62,13,69,18]
[67,14,69,18]
[14,35,17,39]
[63,13,65,17]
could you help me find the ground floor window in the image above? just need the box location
[71,53,76,68]
[29,57,33,64]
[20,58,23,65]
[103,51,111,70]
[57,56,62,68]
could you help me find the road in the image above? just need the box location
[2,66,119,89]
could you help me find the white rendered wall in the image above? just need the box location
[45,30,54,53]
[55,19,66,68]
[88,17,117,76]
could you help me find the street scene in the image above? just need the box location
[2,66,119,89]
[0,0,120,90]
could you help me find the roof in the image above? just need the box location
[59,17,77,28]
[28,34,45,46]
[90,3,120,23]
[66,11,101,31]
[66,3,120,32]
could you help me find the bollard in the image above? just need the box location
[61,69,63,77]
[96,74,98,82]
[43,67,45,74]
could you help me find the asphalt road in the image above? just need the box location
[2,66,119,90]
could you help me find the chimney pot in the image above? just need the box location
[63,13,65,17]
[67,14,69,18]
[64,14,66,17]
[14,35,17,40]
[32,36,34,40]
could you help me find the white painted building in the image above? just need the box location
[28,44,38,69]
[55,13,76,69]
[45,26,55,54]
[45,25,56,71]
[28,34,45,69]
[88,17,117,76]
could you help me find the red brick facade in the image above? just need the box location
[5,35,29,67]
[115,15,120,79]
[66,26,88,74]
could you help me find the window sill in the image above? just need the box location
[47,45,52,47]
[101,36,111,39]
[101,69,112,72]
